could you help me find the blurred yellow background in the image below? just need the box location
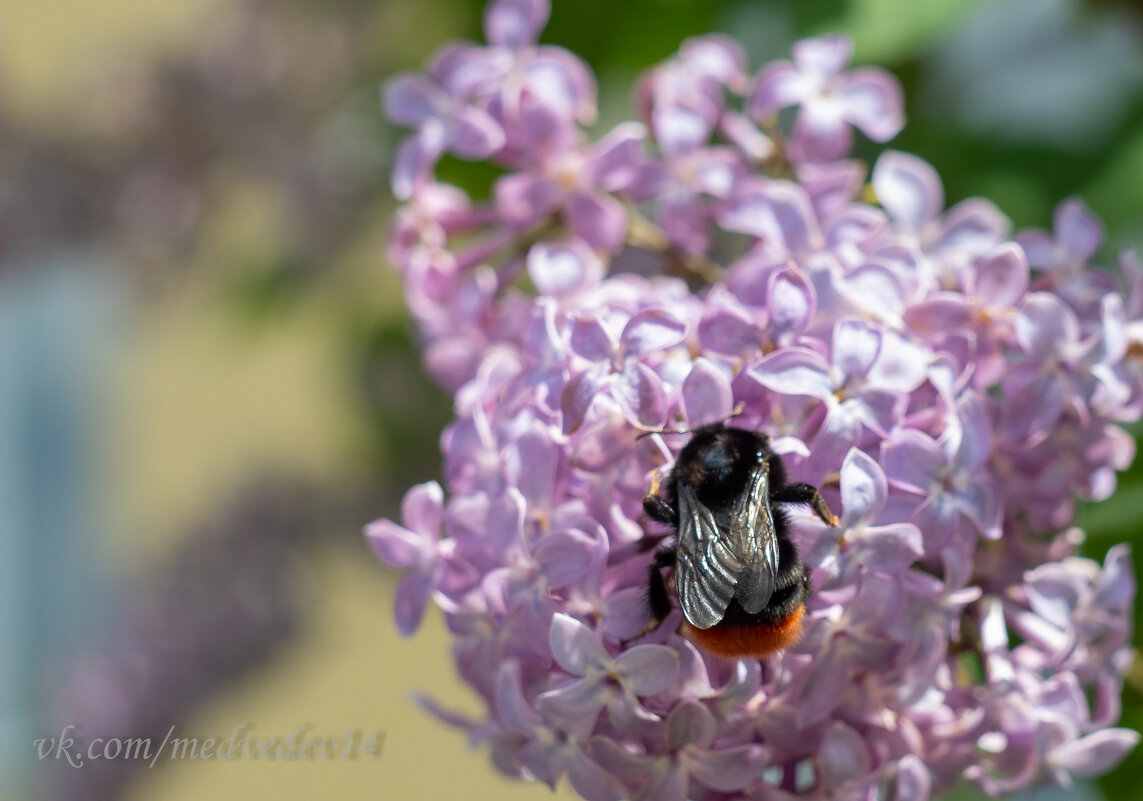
[1,2,576,799]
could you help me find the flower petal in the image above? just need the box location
[484,0,550,50]
[790,101,852,163]
[621,309,688,360]
[749,61,808,117]
[384,73,442,127]
[509,426,559,511]
[570,315,619,363]
[615,644,680,695]
[832,318,882,383]
[665,700,716,749]
[635,763,688,801]
[839,67,904,142]
[403,481,445,537]
[496,662,541,736]
[587,122,646,191]
[567,747,631,801]
[537,675,606,725]
[904,295,972,336]
[562,368,609,433]
[450,106,506,158]
[1016,292,1079,358]
[688,744,767,792]
[839,262,907,323]
[697,305,762,356]
[535,528,599,588]
[848,389,900,437]
[1049,728,1140,777]
[681,358,734,428]
[394,568,437,636]
[654,105,711,156]
[868,330,928,394]
[797,644,850,727]
[528,238,604,297]
[614,363,668,427]
[768,267,816,340]
[890,755,931,801]
[495,171,562,229]
[549,612,609,675]
[793,35,851,80]
[764,180,821,254]
[367,520,424,568]
[391,130,445,200]
[973,243,1028,309]
[1096,544,1135,610]
[851,523,924,573]
[566,192,628,253]
[752,347,834,399]
[601,586,655,641]
[882,429,944,494]
[873,150,943,233]
[820,720,872,788]
[839,447,887,525]
[1055,196,1103,264]
[485,487,526,553]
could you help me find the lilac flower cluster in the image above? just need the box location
[370,2,1140,799]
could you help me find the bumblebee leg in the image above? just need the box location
[642,469,674,517]
[622,547,676,647]
[642,495,677,525]
[647,547,676,622]
[774,482,839,527]
[642,469,677,525]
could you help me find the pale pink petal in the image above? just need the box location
[873,150,944,233]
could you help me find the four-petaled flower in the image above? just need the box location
[750,35,904,163]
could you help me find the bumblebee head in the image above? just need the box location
[675,425,770,508]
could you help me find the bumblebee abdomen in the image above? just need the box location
[681,604,806,659]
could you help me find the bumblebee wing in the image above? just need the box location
[729,461,779,615]
[675,482,745,630]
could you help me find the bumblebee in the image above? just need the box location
[640,423,837,658]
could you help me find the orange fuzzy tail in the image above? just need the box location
[682,604,805,659]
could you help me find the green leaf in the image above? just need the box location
[1081,123,1143,248]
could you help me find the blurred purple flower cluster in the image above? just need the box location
[47,483,314,801]
[370,2,1141,799]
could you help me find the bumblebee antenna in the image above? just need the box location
[635,425,689,441]
[633,402,747,441]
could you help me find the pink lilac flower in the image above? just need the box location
[869,150,1011,298]
[1019,196,1105,281]
[749,35,904,164]
[370,4,1141,799]
[367,481,470,636]
[636,35,753,253]
[593,699,768,801]
[1019,196,1120,326]
[385,70,506,199]
[802,448,923,581]
[494,122,645,253]
[445,0,596,159]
